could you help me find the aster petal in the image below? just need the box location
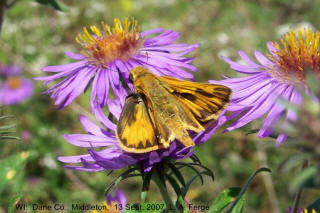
[266,42,278,58]
[140,28,166,37]
[165,64,194,79]
[64,158,105,172]
[222,56,263,74]
[92,102,117,131]
[107,64,128,104]
[254,50,274,67]
[107,188,126,207]
[106,98,122,120]
[63,134,116,148]
[58,154,94,163]
[91,68,109,107]
[65,51,86,60]
[144,30,180,46]
[114,188,127,207]
[286,89,302,121]
[193,115,228,144]
[143,43,199,52]
[79,115,106,137]
[89,149,137,170]
[209,72,268,88]
[276,134,288,146]
[54,68,94,108]
[227,84,288,131]
[257,86,294,137]
[40,61,86,73]
[35,68,79,83]
[139,51,197,71]
[117,61,132,85]
[47,71,79,95]
[229,77,274,100]
[238,50,261,67]
[63,165,105,172]
[231,81,274,106]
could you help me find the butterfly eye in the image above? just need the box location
[129,73,134,83]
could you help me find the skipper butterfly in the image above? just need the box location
[116,66,232,153]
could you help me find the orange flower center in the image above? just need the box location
[76,18,143,67]
[267,27,320,84]
[7,77,21,90]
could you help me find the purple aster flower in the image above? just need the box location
[0,76,33,105]
[0,65,22,76]
[35,18,199,109]
[92,188,126,213]
[211,27,320,146]
[106,188,126,212]
[57,95,223,172]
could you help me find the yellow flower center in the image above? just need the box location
[76,18,143,67]
[7,77,22,90]
[267,27,320,84]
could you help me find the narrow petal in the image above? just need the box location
[79,115,106,137]
[65,51,86,60]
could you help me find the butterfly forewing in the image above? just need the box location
[116,94,160,153]
[160,76,232,122]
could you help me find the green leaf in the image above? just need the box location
[9,195,22,213]
[230,195,245,213]
[142,172,152,192]
[168,163,186,187]
[141,191,147,203]
[0,115,14,120]
[290,166,318,192]
[182,171,210,198]
[165,174,182,198]
[105,168,139,195]
[0,135,20,140]
[31,0,69,12]
[0,151,36,190]
[187,162,215,182]
[209,187,241,213]
[225,167,271,213]
[278,154,308,174]
[141,172,152,202]
[175,162,204,185]
[190,154,202,165]
[0,124,15,130]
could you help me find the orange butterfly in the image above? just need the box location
[116,66,232,153]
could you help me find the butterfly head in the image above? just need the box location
[129,66,150,83]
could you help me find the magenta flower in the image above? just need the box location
[212,28,320,145]
[0,65,33,105]
[35,18,199,109]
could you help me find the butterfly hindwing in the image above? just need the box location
[116,94,159,153]
[160,76,232,122]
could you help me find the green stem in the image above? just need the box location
[292,159,308,213]
[152,168,178,213]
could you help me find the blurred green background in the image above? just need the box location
[1,0,320,212]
